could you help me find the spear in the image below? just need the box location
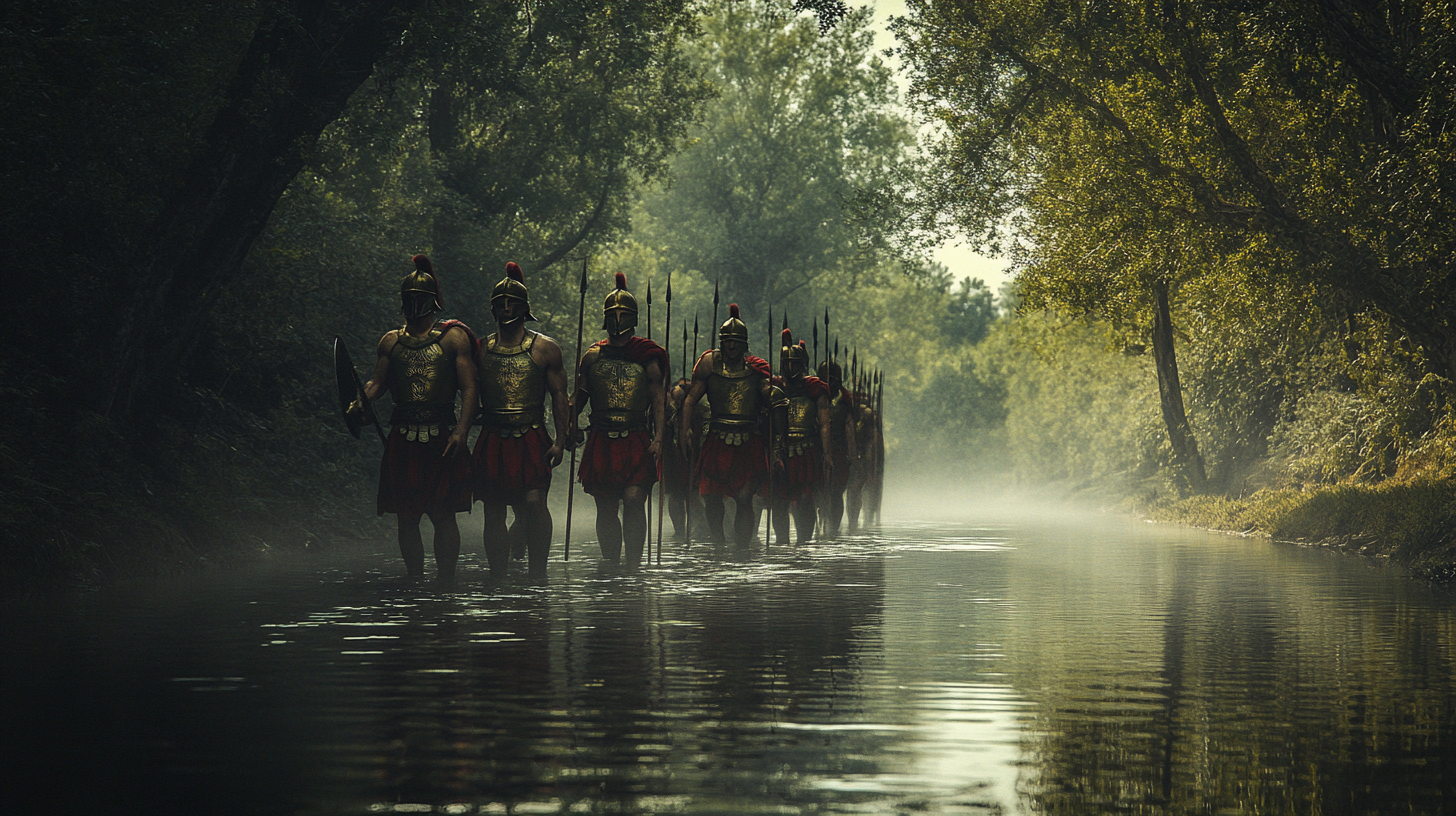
[710,279,720,350]
[681,317,689,380]
[824,308,831,365]
[646,280,654,548]
[657,273,671,564]
[564,259,588,561]
[685,310,700,549]
[765,301,774,548]
[812,318,818,372]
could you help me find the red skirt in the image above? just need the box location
[696,431,767,497]
[473,425,553,502]
[377,427,474,517]
[579,429,658,495]
[774,445,822,502]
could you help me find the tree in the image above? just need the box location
[638,0,918,318]
[893,0,1456,489]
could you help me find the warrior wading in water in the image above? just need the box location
[769,331,832,544]
[681,304,775,546]
[662,376,704,539]
[815,358,858,536]
[845,376,880,531]
[569,273,668,566]
[472,262,569,580]
[352,255,479,581]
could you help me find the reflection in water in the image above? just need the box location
[1,518,1454,814]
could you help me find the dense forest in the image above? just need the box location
[3,0,1454,585]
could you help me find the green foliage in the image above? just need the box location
[636,0,919,319]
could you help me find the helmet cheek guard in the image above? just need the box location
[491,262,537,323]
[603,272,639,336]
[401,254,443,317]
[719,303,749,346]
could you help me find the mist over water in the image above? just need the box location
[4,486,1454,814]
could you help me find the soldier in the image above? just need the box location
[680,304,774,546]
[472,262,570,580]
[770,332,833,544]
[353,255,478,581]
[569,273,668,566]
[816,358,858,536]
[845,380,879,531]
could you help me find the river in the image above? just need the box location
[3,501,1454,815]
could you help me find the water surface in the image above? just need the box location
[4,513,1454,814]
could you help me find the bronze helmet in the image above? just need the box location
[780,329,808,371]
[816,358,843,389]
[719,303,748,345]
[400,254,442,318]
[491,261,537,323]
[602,272,639,335]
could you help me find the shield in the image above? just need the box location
[334,337,385,443]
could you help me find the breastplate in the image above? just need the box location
[829,392,851,440]
[785,389,819,442]
[478,332,546,426]
[389,328,456,410]
[706,352,762,430]
[587,346,651,429]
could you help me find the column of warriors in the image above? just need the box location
[344,256,885,581]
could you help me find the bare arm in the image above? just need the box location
[537,335,570,466]
[362,331,396,402]
[443,326,477,457]
[818,394,834,473]
[647,359,665,460]
[567,346,596,443]
[679,352,712,456]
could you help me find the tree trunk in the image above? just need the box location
[1151,278,1207,495]
[104,0,424,425]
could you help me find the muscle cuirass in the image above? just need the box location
[706,351,763,431]
[828,392,852,441]
[388,328,457,427]
[784,387,819,443]
[478,331,546,428]
[586,345,651,430]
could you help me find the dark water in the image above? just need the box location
[4,511,1456,815]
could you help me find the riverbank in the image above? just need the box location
[1137,479,1456,583]
[1,388,386,592]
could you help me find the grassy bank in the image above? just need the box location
[1,385,388,592]
[1140,480,1456,582]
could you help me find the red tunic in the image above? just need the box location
[771,375,830,502]
[376,319,476,517]
[579,429,658,494]
[473,426,554,502]
[376,428,473,517]
[695,354,771,496]
[577,336,667,495]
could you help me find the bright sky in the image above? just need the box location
[867,1,1014,293]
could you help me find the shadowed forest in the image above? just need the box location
[4,0,1456,585]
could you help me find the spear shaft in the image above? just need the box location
[657,274,671,564]
[564,259,588,561]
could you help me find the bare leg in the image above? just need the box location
[732,483,759,546]
[482,499,510,579]
[425,511,461,581]
[772,496,791,545]
[702,495,727,544]
[824,487,845,536]
[846,477,864,532]
[793,495,817,545]
[594,493,623,561]
[521,489,551,577]
[397,515,425,578]
[622,485,649,566]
